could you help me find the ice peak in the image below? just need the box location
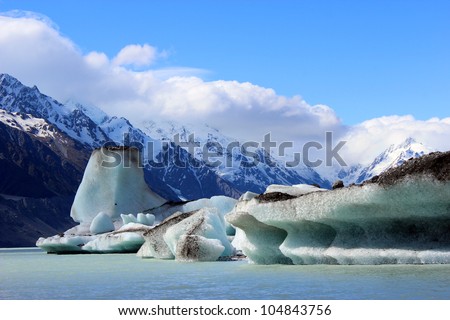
[353,137,434,184]
[400,137,416,147]
[0,73,25,93]
[64,99,109,124]
[0,73,18,84]
[392,137,431,156]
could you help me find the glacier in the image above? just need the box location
[227,151,450,264]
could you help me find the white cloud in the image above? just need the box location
[0,13,448,165]
[145,77,343,142]
[0,13,341,143]
[112,44,158,67]
[84,51,109,68]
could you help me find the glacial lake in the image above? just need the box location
[1,247,450,300]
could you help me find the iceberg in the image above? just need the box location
[230,213,293,265]
[163,208,234,261]
[144,195,238,237]
[70,146,166,224]
[89,212,115,235]
[37,146,167,254]
[83,231,145,253]
[137,212,196,259]
[138,207,235,261]
[36,235,95,254]
[175,235,225,262]
[228,152,450,265]
[146,195,237,223]
[37,141,449,265]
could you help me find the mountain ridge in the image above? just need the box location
[333,137,433,186]
[1,73,331,199]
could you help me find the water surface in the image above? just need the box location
[1,248,449,299]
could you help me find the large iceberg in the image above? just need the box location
[37,146,168,254]
[137,207,235,261]
[164,208,234,261]
[37,146,237,258]
[137,212,195,259]
[227,151,450,265]
[71,146,166,224]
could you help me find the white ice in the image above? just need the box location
[36,235,95,254]
[121,213,155,226]
[163,208,234,261]
[83,232,145,253]
[175,235,225,262]
[264,184,327,197]
[89,212,115,235]
[36,148,239,255]
[148,195,237,223]
[70,147,166,224]
[239,191,259,201]
[137,213,155,226]
[227,179,450,265]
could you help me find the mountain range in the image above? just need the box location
[0,73,433,246]
[336,137,432,185]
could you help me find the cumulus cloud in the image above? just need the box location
[0,12,342,143]
[0,12,448,165]
[112,44,158,68]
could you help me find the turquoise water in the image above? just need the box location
[1,248,450,300]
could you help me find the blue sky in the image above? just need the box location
[0,0,449,163]
[1,0,449,124]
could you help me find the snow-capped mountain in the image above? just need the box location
[0,73,242,202]
[0,107,90,246]
[334,163,363,187]
[0,74,111,147]
[0,109,58,140]
[355,137,432,183]
[335,137,433,185]
[141,119,330,193]
[0,73,331,199]
[1,73,434,198]
[0,109,88,197]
